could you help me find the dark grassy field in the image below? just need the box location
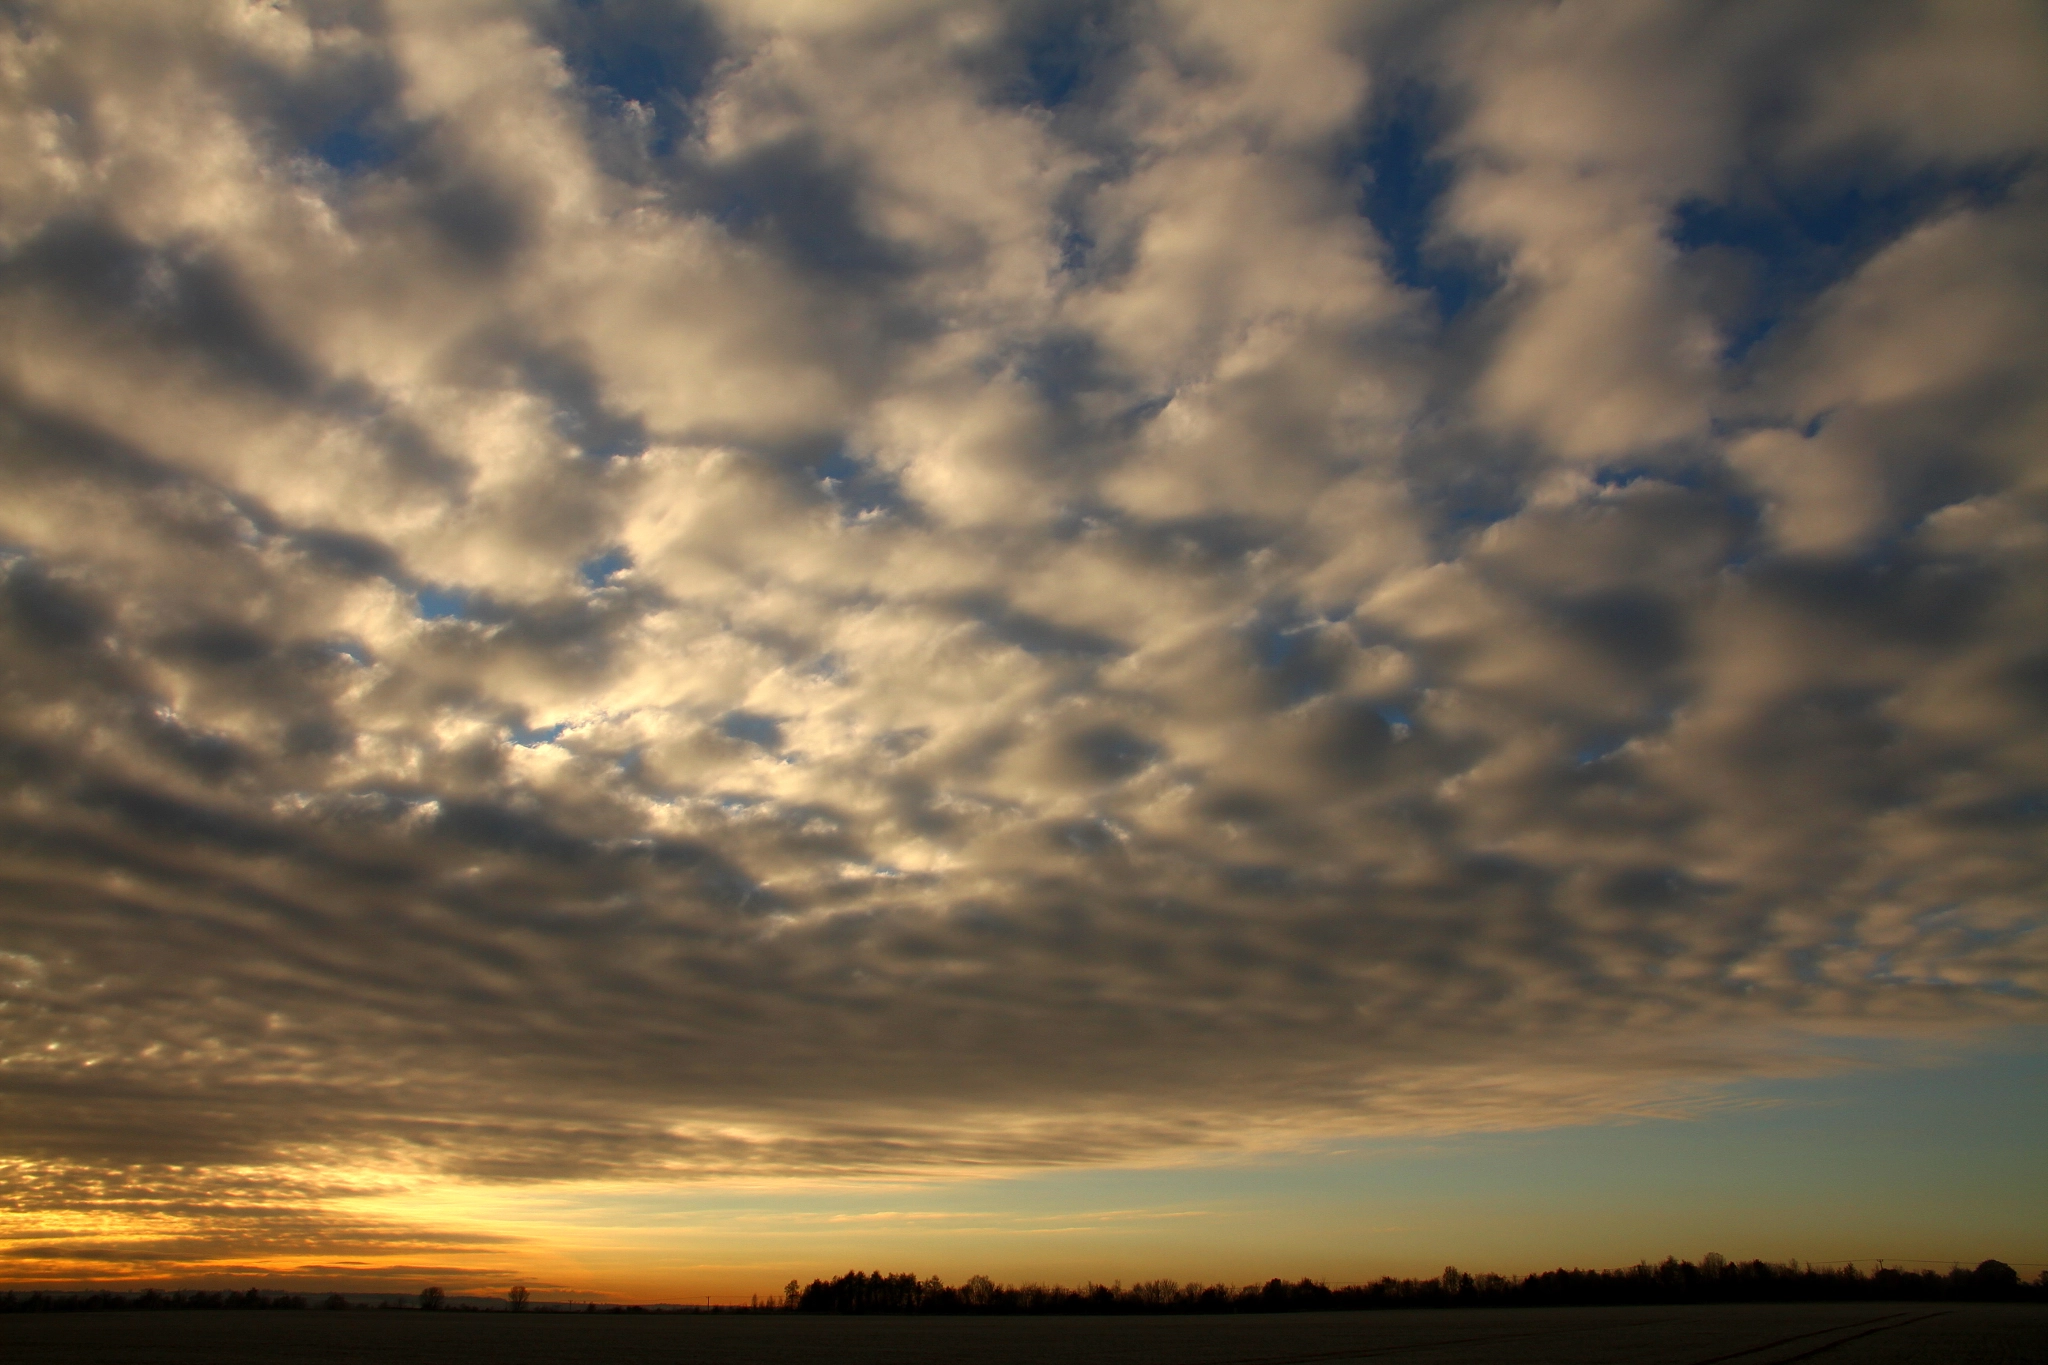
[3,1302,2043,1364]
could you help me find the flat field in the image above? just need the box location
[4,1302,2041,1364]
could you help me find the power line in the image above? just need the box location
[1803,1258,2047,1267]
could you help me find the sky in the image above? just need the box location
[0,0,2043,1303]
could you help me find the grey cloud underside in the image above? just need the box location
[0,0,2045,1258]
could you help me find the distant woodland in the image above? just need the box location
[4,1257,2040,1314]
[785,1258,2040,1314]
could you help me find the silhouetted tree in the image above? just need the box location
[1974,1260,2020,1295]
[508,1285,529,1311]
[418,1286,445,1311]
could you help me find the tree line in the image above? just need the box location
[787,1257,2041,1314]
[3,1257,2037,1315]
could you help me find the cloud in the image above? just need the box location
[0,0,2042,1280]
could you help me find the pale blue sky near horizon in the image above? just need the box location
[422,1037,2046,1299]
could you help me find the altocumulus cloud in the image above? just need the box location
[1,0,2045,1283]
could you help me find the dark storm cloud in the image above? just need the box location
[0,0,2043,1281]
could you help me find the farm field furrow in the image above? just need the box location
[3,1303,2043,1364]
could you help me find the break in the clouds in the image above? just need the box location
[1,0,2044,1284]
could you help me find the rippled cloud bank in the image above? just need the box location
[1,0,2043,1285]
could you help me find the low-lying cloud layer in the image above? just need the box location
[2,0,2044,1283]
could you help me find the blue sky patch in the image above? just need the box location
[1015,3,1112,109]
[543,0,723,158]
[1672,158,2026,359]
[414,586,474,622]
[509,720,569,748]
[1351,84,1496,321]
[975,0,1124,112]
[580,548,632,588]
[720,710,783,750]
[306,108,414,175]
[816,448,910,521]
